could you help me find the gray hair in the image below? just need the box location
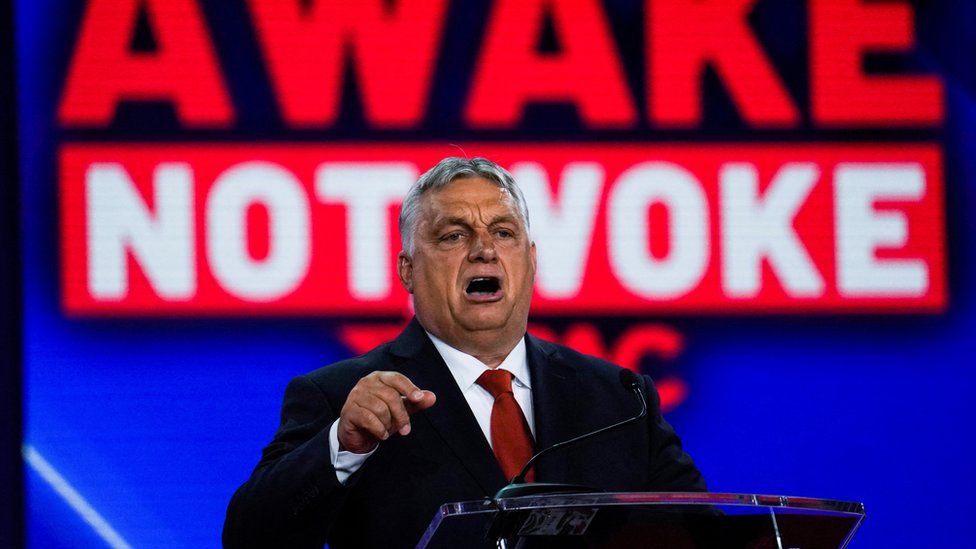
[399,157,530,254]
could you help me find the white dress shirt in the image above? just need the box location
[329,332,534,484]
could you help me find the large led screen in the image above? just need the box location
[18,0,976,546]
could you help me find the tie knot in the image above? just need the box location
[476,368,514,398]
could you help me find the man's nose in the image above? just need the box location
[468,230,497,262]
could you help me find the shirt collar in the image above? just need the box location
[426,331,531,391]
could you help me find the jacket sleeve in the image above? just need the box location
[223,374,351,548]
[642,374,708,492]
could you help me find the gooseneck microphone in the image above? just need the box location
[492,369,648,500]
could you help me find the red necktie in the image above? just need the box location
[476,369,536,482]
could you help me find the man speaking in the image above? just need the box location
[223,157,706,548]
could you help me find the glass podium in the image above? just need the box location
[417,492,865,548]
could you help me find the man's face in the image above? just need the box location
[398,177,536,353]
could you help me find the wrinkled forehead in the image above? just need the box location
[418,177,522,227]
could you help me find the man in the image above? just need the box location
[223,157,705,548]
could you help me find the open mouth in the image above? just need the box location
[465,277,501,296]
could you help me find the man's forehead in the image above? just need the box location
[421,178,519,220]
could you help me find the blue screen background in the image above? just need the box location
[18,1,976,546]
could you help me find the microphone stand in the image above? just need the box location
[493,376,648,501]
[486,373,648,547]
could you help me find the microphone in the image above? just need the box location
[492,369,648,500]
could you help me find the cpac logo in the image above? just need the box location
[337,321,689,411]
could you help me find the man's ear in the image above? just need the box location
[529,241,537,275]
[397,251,414,293]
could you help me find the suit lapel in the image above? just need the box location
[525,334,580,484]
[389,319,508,495]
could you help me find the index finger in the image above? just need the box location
[378,371,424,402]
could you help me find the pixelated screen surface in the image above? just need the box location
[18,0,976,546]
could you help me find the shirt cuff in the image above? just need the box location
[329,419,376,484]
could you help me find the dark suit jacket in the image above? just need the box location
[223,319,705,548]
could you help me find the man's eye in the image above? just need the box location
[441,233,463,242]
[496,229,514,239]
